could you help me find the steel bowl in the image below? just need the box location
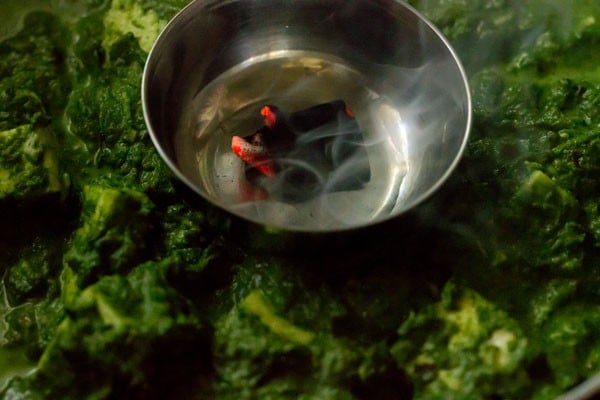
[142,0,471,231]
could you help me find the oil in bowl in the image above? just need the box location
[174,51,415,230]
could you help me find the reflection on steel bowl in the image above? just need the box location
[142,0,471,232]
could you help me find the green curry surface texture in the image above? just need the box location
[1,1,600,399]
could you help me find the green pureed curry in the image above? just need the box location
[1,1,600,399]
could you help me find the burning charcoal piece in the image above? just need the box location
[231,100,371,202]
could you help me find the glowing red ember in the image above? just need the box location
[231,100,370,201]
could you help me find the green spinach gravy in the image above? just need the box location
[1,1,599,399]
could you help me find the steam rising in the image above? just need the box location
[172,47,466,230]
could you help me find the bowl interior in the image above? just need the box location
[142,0,471,231]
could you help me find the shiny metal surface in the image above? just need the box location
[556,372,600,400]
[142,0,471,231]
